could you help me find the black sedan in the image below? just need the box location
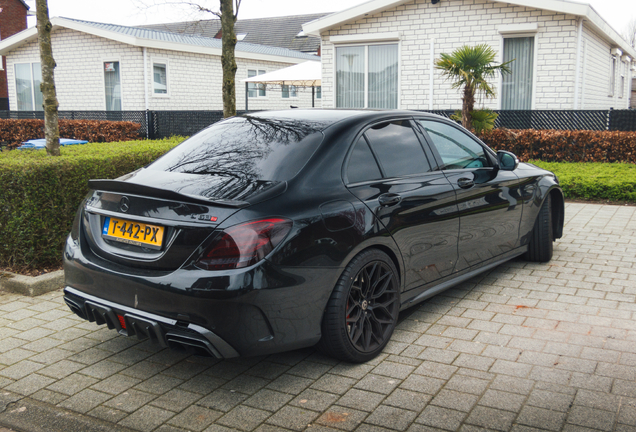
[63,110,564,363]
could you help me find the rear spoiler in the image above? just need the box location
[88,179,250,208]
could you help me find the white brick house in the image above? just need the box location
[0,17,321,112]
[303,0,636,111]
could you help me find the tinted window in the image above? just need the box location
[364,120,431,178]
[148,116,324,182]
[418,120,489,170]
[347,137,382,183]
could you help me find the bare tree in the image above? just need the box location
[623,17,636,48]
[136,0,241,118]
[36,0,60,156]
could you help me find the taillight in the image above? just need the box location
[195,218,292,270]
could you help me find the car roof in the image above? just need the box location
[240,109,447,132]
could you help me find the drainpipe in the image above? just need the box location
[429,39,435,110]
[143,47,149,138]
[573,18,584,109]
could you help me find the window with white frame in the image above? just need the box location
[335,43,398,109]
[15,62,43,111]
[104,61,122,111]
[153,62,168,95]
[620,61,625,98]
[501,37,534,110]
[282,84,297,98]
[247,69,266,97]
[610,55,617,97]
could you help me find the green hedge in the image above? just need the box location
[0,138,183,270]
[530,161,636,202]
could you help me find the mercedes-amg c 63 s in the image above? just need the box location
[64,110,564,362]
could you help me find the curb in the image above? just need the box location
[0,270,64,297]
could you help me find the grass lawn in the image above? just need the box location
[530,161,636,203]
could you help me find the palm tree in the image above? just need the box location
[435,44,512,130]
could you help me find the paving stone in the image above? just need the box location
[566,405,616,431]
[57,388,111,413]
[384,389,431,413]
[315,406,367,431]
[477,389,525,412]
[90,373,142,395]
[443,374,489,395]
[431,389,478,413]
[416,405,466,430]
[170,405,224,432]
[311,373,357,395]
[526,388,574,412]
[37,359,85,379]
[245,361,290,380]
[336,388,385,412]
[103,389,157,413]
[354,374,400,395]
[88,405,129,423]
[400,375,445,394]
[365,405,417,431]
[151,388,203,412]
[264,371,317,398]
[197,389,249,412]
[4,373,55,396]
[133,373,184,394]
[222,374,269,395]
[266,405,320,431]
[29,388,68,405]
[516,406,567,431]
[465,406,516,431]
[118,405,175,432]
[46,372,98,396]
[289,389,338,412]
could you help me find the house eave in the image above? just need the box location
[0,17,313,64]
[302,0,636,59]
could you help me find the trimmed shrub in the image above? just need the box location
[479,129,636,163]
[0,137,183,270]
[0,119,142,149]
[530,161,636,202]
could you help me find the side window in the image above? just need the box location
[364,120,431,178]
[347,136,382,183]
[417,120,489,170]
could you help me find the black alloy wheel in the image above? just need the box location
[319,249,400,362]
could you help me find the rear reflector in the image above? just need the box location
[117,314,126,329]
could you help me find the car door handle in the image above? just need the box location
[378,193,402,207]
[457,178,474,189]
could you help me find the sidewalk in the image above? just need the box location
[1,202,635,432]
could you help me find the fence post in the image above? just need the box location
[607,108,612,131]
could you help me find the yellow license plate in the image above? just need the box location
[102,216,164,250]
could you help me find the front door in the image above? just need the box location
[345,119,459,290]
[416,119,523,272]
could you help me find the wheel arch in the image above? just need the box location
[548,187,565,240]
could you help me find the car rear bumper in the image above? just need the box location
[64,287,240,358]
[64,236,336,357]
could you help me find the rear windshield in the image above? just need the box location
[148,116,325,181]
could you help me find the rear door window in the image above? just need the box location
[364,120,432,178]
[347,136,383,183]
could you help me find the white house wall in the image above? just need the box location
[6,28,320,111]
[319,0,614,110]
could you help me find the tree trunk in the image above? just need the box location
[462,85,475,131]
[220,0,237,118]
[36,0,60,156]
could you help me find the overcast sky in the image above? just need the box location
[23,0,635,39]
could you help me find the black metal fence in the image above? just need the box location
[1,109,635,139]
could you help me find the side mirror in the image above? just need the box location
[497,150,519,171]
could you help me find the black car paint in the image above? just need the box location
[64,110,564,358]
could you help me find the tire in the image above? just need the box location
[318,249,400,363]
[525,194,553,262]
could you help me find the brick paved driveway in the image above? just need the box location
[1,203,635,432]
